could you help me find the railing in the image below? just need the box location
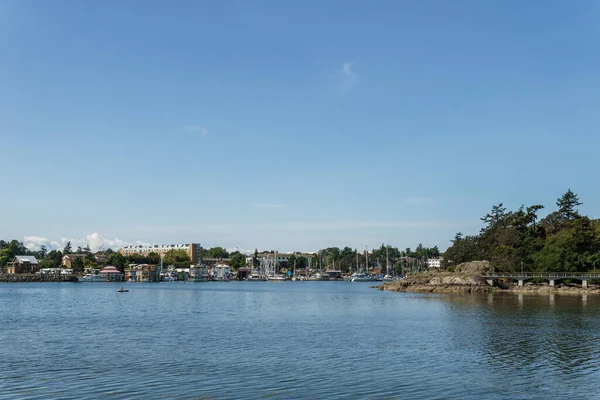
[486,272,600,278]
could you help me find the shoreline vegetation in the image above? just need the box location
[379,261,600,295]
[379,189,600,296]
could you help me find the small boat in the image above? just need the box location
[78,274,105,283]
[118,286,129,293]
[267,274,286,281]
[351,273,378,282]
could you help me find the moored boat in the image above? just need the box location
[78,274,106,283]
[351,273,378,282]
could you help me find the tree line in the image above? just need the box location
[444,190,600,272]
[1,238,440,276]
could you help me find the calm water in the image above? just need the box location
[1,282,600,399]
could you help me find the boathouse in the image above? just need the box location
[7,256,39,274]
[99,266,124,281]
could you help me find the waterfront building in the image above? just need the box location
[212,262,231,279]
[62,254,87,268]
[426,258,443,269]
[119,243,202,264]
[99,266,124,281]
[128,264,159,282]
[7,256,39,274]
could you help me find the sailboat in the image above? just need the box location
[351,247,378,282]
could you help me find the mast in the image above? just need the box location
[356,250,359,274]
[365,246,369,275]
[386,246,389,276]
[319,251,322,275]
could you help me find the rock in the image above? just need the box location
[454,260,494,275]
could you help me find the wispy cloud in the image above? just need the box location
[248,203,289,209]
[404,196,435,205]
[182,125,208,136]
[340,62,357,93]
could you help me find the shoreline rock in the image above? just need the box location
[378,260,600,295]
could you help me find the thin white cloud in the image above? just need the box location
[182,125,208,136]
[405,197,435,205]
[340,62,357,93]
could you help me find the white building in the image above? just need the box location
[426,258,443,269]
[213,262,231,279]
[120,243,201,263]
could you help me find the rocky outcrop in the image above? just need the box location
[380,262,494,294]
[0,274,78,283]
[379,260,600,295]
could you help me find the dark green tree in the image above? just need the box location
[557,189,582,221]
[230,252,247,270]
[72,257,85,274]
[107,252,127,274]
[205,247,229,259]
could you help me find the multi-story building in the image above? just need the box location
[119,243,202,264]
[426,257,443,269]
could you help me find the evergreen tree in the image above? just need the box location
[556,189,582,221]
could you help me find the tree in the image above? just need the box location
[163,249,191,266]
[107,252,127,274]
[41,250,63,269]
[253,249,260,267]
[72,257,85,274]
[480,203,507,231]
[147,252,161,265]
[39,245,48,259]
[205,247,229,259]
[557,189,582,221]
[85,253,96,264]
[230,253,247,270]
[63,241,72,255]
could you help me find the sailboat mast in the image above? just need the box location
[365,246,369,275]
[386,246,389,276]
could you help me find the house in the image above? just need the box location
[99,266,124,281]
[94,253,108,265]
[62,254,87,268]
[128,264,159,282]
[7,256,39,274]
[212,262,231,279]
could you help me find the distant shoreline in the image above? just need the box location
[0,274,78,283]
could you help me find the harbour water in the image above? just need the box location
[1,281,599,399]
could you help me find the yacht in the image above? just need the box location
[351,273,378,282]
[78,274,106,283]
[267,274,286,281]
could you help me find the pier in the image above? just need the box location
[484,272,600,288]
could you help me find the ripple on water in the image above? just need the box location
[2,283,600,399]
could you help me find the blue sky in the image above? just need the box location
[1,0,599,253]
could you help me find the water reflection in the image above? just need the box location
[441,293,600,393]
[2,283,600,400]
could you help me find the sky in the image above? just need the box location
[1,0,599,254]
